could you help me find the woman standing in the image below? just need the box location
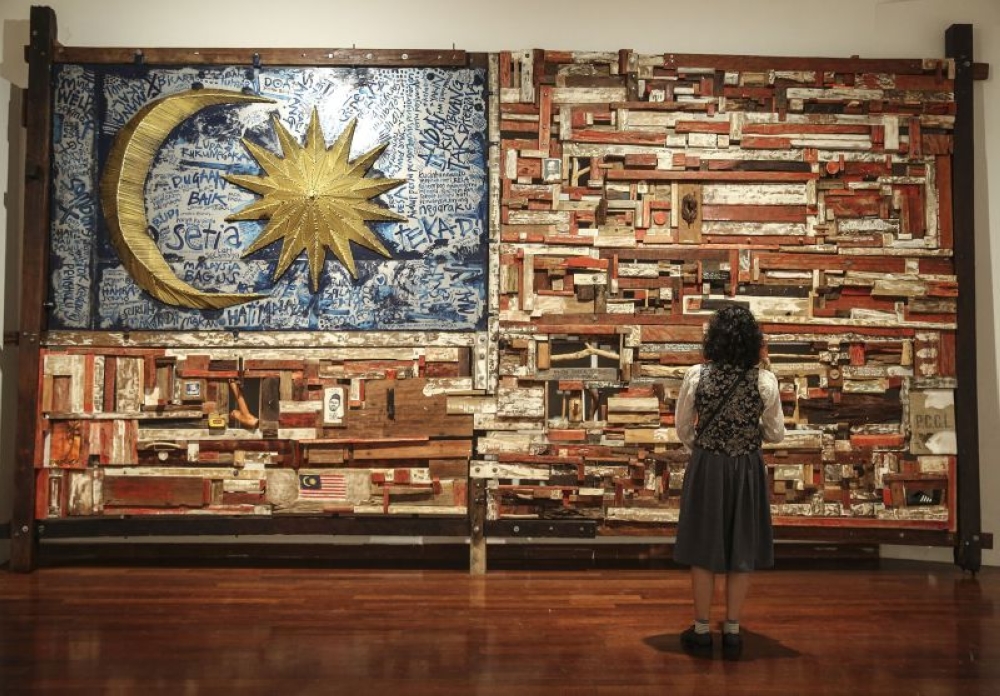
[673,304,785,660]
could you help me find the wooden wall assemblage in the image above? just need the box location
[26,37,968,562]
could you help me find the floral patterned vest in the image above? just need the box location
[694,363,765,456]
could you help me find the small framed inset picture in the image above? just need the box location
[323,386,346,426]
[542,157,562,183]
[180,378,205,402]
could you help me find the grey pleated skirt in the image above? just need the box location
[673,446,774,573]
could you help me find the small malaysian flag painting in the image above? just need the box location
[298,473,348,501]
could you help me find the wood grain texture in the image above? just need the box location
[0,561,997,694]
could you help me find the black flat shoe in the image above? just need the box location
[680,626,713,655]
[722,632,743,661]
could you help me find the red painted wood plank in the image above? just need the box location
[103,476,208,508]
[572,129,665,146]
[936,155,954,250]
[499,51,512,88]
[102,357,116,413]
[920,257,954,275]
[538,85,553,153]
[743,123,872,135]
[674,120,729,134]
[606,170,816,182]
[761,323,915,337]
[740,135,792,149]
[825,191,882,217]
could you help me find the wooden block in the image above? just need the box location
[429,459,469,478]
[353,440,472,460]
[103,476,208,508]
[305,447,346,465]
[115,358,143,413]
[935,155,953,249]
[259,377,280,429]
[83,355,96,413]
[52,375,71,413]
[677,184,703,244]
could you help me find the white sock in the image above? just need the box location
[694,619,710,634]
[724,620,740,635]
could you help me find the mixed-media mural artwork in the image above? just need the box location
[50,64,489,330]
[39,60,487,520]
[35,44,961,541]
[474,50,958,532]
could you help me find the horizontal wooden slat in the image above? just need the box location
[55,46,468,66]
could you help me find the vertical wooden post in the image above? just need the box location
[946,24,982,574]
[10,6,57,572]
[469,478,487,574]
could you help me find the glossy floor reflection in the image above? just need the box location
[1,559,997,695]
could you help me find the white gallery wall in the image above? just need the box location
[0,0,998,565]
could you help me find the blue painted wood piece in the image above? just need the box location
[49,64,489,331]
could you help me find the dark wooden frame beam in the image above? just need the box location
[54,46,466,67]
[36,515,468,538]
[655,51,988,78]
[10,6,57,572]
[947,24,983,574]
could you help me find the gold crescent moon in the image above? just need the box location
[100,88,275,309]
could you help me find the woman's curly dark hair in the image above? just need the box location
[703,303,763,368]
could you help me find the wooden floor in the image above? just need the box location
[1,557,997,695]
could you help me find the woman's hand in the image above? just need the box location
[759,339,771,370]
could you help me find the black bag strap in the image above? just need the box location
[695,367,748,440]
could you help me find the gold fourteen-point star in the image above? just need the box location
[225,110,406,289]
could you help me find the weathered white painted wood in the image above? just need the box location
[594,226,637,247]
[115,358,143,414]
[517,50,534,103]
[759,315,955,330]
[496,386,545,418]
[791,137,873,150]
[786,87,884,100]
[764,429,823,450]
[607,397,659,413]
[507,210,572,230]
[624,427,678,444]
[746,296,812,318]
[67,471,98,516]
[422,378,479,396]
[477,432,548,455]
[702,183,808,206]
[637,365,688,379]
[838,247,952,257]
[531,295,594,317]
[607,412,661,425]
[43,354,81,376]
[471,461,552,480]
[606,507,679,523]
[836,218,901,234]
[92,356,105,414]
[505,147,518,180]
[279,400,322,413]
[572,272,609,286]
[687,132,718,149]
[703,222,809,236]
[843,379,890,393]
[499,87,522,104]
[918,455,950,473]
[551,87,628,104]
[871,279,931,297]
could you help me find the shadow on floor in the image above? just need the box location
[644,628,802,662]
